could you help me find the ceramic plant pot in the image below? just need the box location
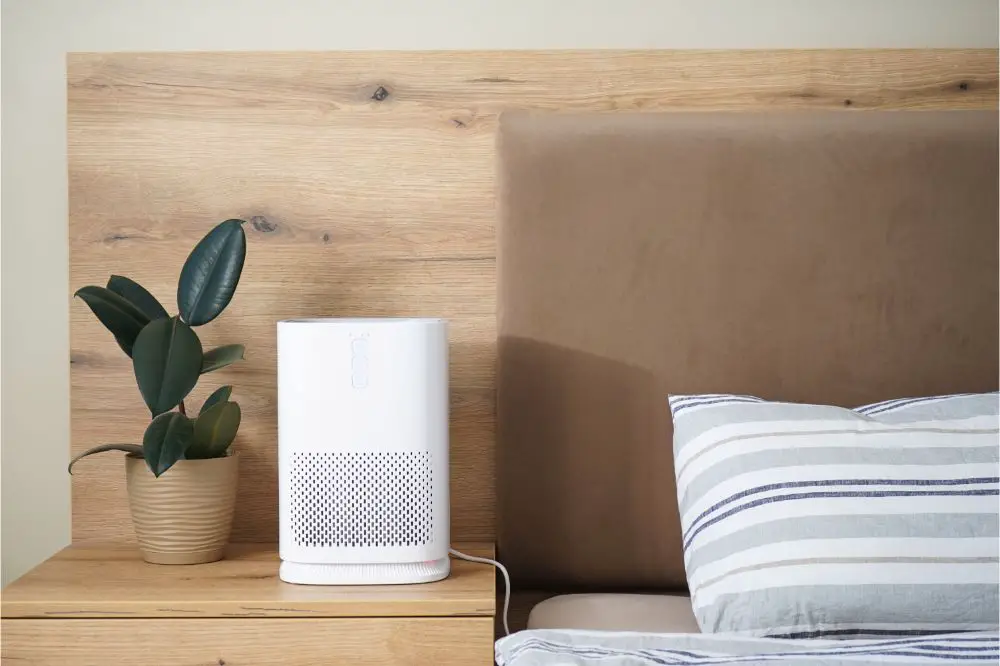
[125,453,239,565]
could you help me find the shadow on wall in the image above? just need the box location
[496,335,685,592]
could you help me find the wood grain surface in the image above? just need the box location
[1,543,495,618]
[67,50,998,544]
[1,617,495,665]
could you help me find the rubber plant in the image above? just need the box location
[68,219,248,477]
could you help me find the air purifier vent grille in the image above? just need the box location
[290,451,434,548]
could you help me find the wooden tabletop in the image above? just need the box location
[2,543,495,619]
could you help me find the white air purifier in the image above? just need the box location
[277,318,450,585]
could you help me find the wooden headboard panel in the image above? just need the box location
[67,50,998,543]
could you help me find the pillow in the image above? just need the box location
[669,392,1000,638]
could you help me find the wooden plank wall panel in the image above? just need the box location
[67,50,998,544]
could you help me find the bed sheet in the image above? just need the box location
[496,629,999,665]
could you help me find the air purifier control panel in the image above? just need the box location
[350,333,369,389]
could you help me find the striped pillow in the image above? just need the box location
[669,392,1000,638]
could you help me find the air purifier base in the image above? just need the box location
[279,557,450,585]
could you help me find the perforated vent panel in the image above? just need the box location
[290,451,434,548]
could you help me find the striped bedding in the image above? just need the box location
[669,392,999,638]
[495,630,1000,665]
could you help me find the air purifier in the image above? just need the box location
[277,318,450,585]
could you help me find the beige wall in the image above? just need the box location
[2,0,997,586]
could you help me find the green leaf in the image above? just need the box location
[177,219,247,326]
[74,286,150,357]
[132,317,203,417]
[107,275,169,322]
[201,344,245,374]
[187,401,241,459]
[68,444,144,474]
[200,385,232,415]
[143,411,194,477]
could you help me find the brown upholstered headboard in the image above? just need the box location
[496,110,999,591]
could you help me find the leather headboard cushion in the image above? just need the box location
[496,110,999,590]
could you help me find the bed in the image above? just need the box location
[494,110,999,663]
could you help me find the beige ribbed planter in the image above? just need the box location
[125,453,239,565]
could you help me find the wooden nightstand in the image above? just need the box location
[2,542,496,665]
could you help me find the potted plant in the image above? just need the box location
[68,219,248,564]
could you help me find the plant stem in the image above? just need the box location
[178,400,187,416]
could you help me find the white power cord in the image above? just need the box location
[449,547,511,636]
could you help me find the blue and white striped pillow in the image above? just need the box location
[669,392,1000,638]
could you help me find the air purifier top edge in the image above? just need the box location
[278,317,447,325]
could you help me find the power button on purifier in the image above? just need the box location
[351,336,369,388]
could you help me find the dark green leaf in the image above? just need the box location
[74,286,150,356]
[107,275,169,322]
[143,411,195,477]
[201,344,245,374]
[200,385,232,415]
[187,401,241,459]
[68,444,143,474]
[177,219,247,326]
[112,335,133,357]
[132,317,203,417]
